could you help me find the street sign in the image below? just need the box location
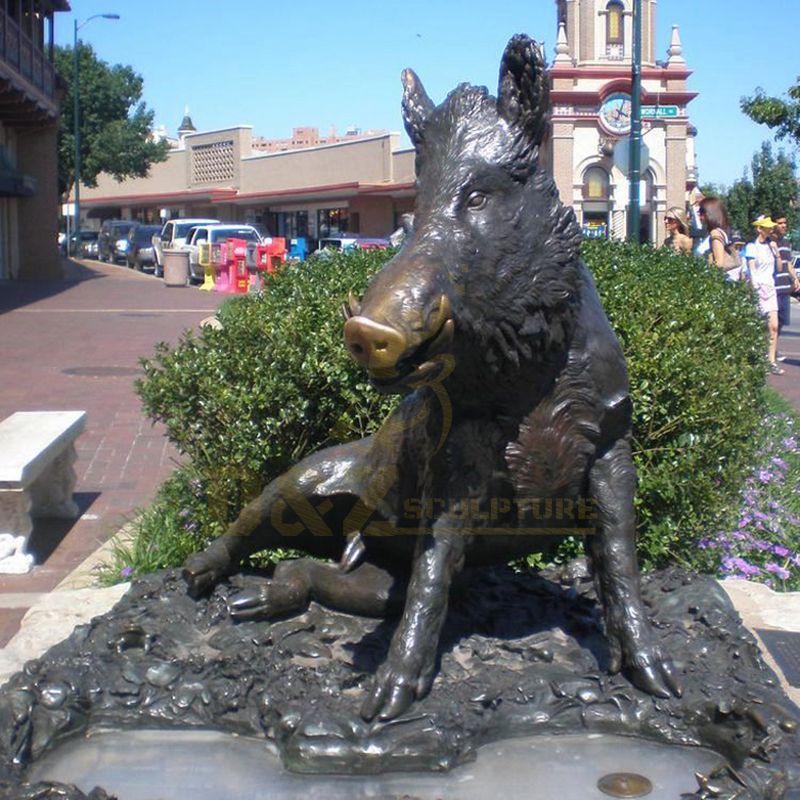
[641,105,679,118]
[613,137,650,175]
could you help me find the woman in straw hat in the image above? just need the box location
[744,215,782,374]
[662,207,693,254]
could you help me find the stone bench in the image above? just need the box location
[0,411,86,574]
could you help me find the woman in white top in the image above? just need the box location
[744,216,782,374]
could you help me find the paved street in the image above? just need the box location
[772,298,800,408]
[0,259,225,641]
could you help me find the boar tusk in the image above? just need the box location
[340,531,366,573]
[429,293,452,334]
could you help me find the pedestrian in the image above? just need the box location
[688,188,706,254]
[702,197,742,280]
[771,213,799,358]
[745,216,782,374]
[662,207,693,254]
[731,230,749,281]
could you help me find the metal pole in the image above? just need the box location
[73,19,80,253]
[627,0,642,242]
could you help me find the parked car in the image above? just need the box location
[183,223,263,281]
[126,224,163,271]
[67,230,99,259]
[313,235,390,257]
[152,218,219,277]
[98,220,137,263]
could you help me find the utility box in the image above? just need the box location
[162,249,189,287]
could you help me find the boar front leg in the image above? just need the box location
[588,438,682,699]
[361,524,467,722]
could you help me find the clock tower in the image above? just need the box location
[547,0,698,243]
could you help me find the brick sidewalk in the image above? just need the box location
[0,259,225,642]
[770,300,800,411]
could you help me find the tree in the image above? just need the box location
[742,78,800,146]
[720,143,798,236]
[54,43,169,199]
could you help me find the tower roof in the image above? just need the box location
[178,106,196,134]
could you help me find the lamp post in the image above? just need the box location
[73,13,119,252]
[626,0,642,242]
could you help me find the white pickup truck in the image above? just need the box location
[152,218,219,277]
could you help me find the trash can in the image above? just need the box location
[162,249,189,287]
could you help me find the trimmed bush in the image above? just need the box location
[584,240,767,565]
[135,240,767,571]
[137,249,396,523]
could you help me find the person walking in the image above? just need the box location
[771,214,799,357]
[662,207,693,254]
[688,188,706,254]
[702,197,742,280]
[745,216,782,374]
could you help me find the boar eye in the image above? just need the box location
[465,191,488,211]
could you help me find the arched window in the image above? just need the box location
[606,1,624,46]
[583,166,610,200]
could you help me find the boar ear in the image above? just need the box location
[402,68,435,147]
[497,35,549,147]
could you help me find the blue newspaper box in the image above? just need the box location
[289,237,308,261]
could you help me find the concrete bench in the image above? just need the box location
[0,411,86,574]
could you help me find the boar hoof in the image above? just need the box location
[627,657,682,700]
[228,577,309,622]
[361,658,435,722]
[183,551,229,598]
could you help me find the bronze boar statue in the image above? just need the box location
[184,34,681,722]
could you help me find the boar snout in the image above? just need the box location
[344,317,407,371]
[343,293,454,387]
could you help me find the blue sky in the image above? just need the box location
[56,0,799,188]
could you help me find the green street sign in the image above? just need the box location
[641,105,679,118]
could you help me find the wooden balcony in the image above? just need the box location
[0,9,59,124]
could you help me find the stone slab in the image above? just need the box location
[757,630,800,689]
[0,411,86,488]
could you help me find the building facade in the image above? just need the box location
[0,0,68,280]
[78,123,416,244]
[547,0,698,244]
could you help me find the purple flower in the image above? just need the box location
[765,563,790,580]
[698,538,715,549]
[722,556,760,576]
[772,545,790,557]
[771,457,789,471]
[120,566,133,578]
[758,469,772,484]
[183,521,198,532]
[781,437,798,451]
[755,539,772,551]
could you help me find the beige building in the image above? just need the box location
[547,0,698,244]
[0,0,69,280]
[78,123,415,243]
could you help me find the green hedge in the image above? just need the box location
[137,249,396,527]
[584,240,767,564]
[136,241,767,569]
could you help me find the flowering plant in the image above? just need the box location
[698,410,800,591]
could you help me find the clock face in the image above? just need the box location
[599,92,632,135]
